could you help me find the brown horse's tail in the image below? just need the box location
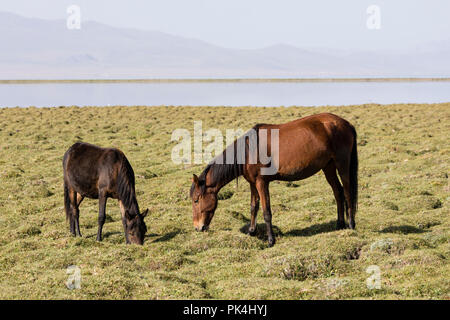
[64,180,71,221]
[349,126,358,216]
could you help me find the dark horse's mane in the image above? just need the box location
[117,155,139,214]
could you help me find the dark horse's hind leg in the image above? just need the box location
[69,190,83,237]
[69,215,76,236]
[65,186,76,236]
[323,161,345,230]
[96,191,107,241]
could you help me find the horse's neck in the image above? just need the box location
[206,141,245,193]
[208,165,243,194]
[122,193,140,215]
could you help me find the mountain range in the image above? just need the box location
[1,11,449,79]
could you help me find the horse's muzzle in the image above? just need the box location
[195,225,209,232]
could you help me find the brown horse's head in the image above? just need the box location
[125,209,148,244]
[190,174,218,232]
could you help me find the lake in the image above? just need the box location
[1,80,450,107]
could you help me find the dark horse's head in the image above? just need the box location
[124,208,148,244]
[190,174,218,232]
[116,156,149,245]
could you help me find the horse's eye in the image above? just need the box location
[194,199,199,203]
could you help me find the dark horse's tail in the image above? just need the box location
[349,126,358,216]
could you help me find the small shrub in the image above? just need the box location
[272,254,339,281]
[370,238,393,253]
[32,185,54,198]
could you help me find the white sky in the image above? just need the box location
[1,0,450,51]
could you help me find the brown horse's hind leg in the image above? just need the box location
[255,179,275,247]
[323,161,345,230]
[248,183,260,236]
[336,162,355,230]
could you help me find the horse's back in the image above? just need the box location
[257,113,353,152]
[63,142,125,198]
[64,142,124,166]
[258,113,356,180]
[279,113,352,132]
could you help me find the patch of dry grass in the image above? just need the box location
[0,103,448,299]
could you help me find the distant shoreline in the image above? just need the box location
[1,77,450,84]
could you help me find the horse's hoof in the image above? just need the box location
[336,221,345,230]
[267,238,275,247]
[248,228,257,236]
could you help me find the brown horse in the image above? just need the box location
[190,113,358,247]
[63,142,148,245]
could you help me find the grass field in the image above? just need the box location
[0,103,448,299]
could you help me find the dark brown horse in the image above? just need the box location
[63,142,148,245]
[190,113,358,247]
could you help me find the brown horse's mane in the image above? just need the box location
[190,125,266,197]
[202,158,244,190]
[190,162,243,197]
[117,156,140,215]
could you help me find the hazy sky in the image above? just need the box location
[2,0,450,51]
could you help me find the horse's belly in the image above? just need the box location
[275,149,331,181]
[68,173,99,198]
[276,164,322,181]
[73,183,99,199]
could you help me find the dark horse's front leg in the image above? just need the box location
[97,192,107,241]
[255,179,275,247]
[248,184,260,236]
[118,200,130,244]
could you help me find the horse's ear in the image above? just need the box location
[192,174,199,185]
[141,208,149,219]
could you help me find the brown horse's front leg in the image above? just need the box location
[248,184,260,236]
[256,179,275,247]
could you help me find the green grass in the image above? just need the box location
[0,103,448,299]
